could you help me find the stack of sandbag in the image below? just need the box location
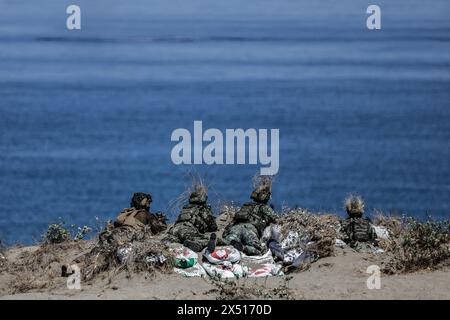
[203,246,284,279]
[240,251,283,277]
[203,246,244,279]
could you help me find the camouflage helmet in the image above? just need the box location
[189,189,208,204]
[131,192,152,211]
[345,195,365,218]
[250,185,271,203]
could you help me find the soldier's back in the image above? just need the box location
[351,217,374,242]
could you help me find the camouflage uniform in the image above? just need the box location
[163,191,217,252]
[81,192,167,280]
[220,186,278,255]
[341,197,376,251]
[98,192,167,246]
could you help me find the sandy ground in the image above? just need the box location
[1,244,449,300]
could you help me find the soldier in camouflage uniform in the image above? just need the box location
[112,192,167,234]
[341,195,376,251]
[80,192,167,280]
[163,188,217,252]
[98,192,167,245]
[219,184,279,256]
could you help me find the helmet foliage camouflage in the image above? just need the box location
[345,195,365,218]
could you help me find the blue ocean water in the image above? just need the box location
[0,0,449,244]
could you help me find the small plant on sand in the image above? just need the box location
[42,220,92,244]
[73,225,92,241]
[43,221,71,244]
[381,216,450,274]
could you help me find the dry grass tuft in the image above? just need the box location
[278,208,341,258]
[374,213,450,274]
[167,171,209,215]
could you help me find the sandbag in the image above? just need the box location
[169,245,198,269]
[247,263,283,278]
[203,261,245,279]
[241,250,274,265]
[174,263,206,277]
[203,246,241,265]
[335,239,346,247]
[283,248,304,265]
[373,226,389,240]
[281,231,303,250]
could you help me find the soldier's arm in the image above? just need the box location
[261,205,279,223]
[340,218,352,243]
[367,218,377,243]
[204,209,218,232]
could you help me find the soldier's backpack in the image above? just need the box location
[234,203,266,235]
[115,208,167,234]
[177,204,210,233]
[350,217,374,242]
[115,208,148,229]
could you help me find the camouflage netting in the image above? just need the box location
[80,226,174,281]
[278,208,342,258]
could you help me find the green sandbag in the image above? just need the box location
[175,258,196,269]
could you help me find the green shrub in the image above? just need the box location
[42,221,92,244]
[43,222,71,244]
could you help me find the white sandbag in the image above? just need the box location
[204,246,241,265]
[203,261,245,279]
[373,226,389,240]
[174,263,206,277]
[241,250,275,265]
[335,239,347,247]
[247,263,283,278]
[283,248,303,265]
[168,245,198,268]
[261,226,272,243]
[146,254,167,265]
[261,224,282,243]
[281,231,302,250]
